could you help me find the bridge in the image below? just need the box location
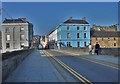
[1,48,119,83]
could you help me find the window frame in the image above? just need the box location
[5,28,10,33]
[6,43,10,49]
[84,42,86,47]
[84,26,87,30]
[67,26,70,30]
[6,34,10,41]
[77,33,80,38]
[67,33,70,38]
[84,33,86,38]
[77,42,80,47]
[77,26,79,30]
[20,27,24,32]
[20,34,25,41]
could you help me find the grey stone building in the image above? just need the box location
[2,18,34,53]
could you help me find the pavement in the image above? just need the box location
[5,50,68,82]
[51,49,119,66]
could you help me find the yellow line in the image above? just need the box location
[45,51,87,83]
[52,50,119,70]
[78,57,119,70]
[44,50,92,84]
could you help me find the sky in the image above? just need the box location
[1,2,118,36]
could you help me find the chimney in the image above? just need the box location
[19,18,26,21]
[82,17,86,21]
[69,16,72,21]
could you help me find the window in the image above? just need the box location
[5,28,10,33]
[114,37,116,40]
[67,42,71,47]
[96,38,98,41]
[102,38,104,41]
[77,26,79,30]
[84,42,86,47]
[6,35,10,41]
[6,43,10,49]
[84,26,87,30]
[67,33,70,38]
[67,42,69,46]
[77,33,80,38]
[77,42,80,47]
[20,27,24,32]
[20,42,24,48]
[114,43,116,46]
[69,42,71,47]
[84,33,86,38]
[67,26,69,30]
[20,34,24,40]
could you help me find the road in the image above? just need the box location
[4,49,119,83]
[46,50,119,83]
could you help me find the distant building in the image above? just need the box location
[2,18,34,53]
[91,25,117,31]
[32,35,40,48]
[49,17,91,48]
[90,24,120,48]
[40,35,49,48]
[90,31,120,48]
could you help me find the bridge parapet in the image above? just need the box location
[2,49,34,82]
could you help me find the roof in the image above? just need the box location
[3,18,29,23]
[91,31,120,37]
[64,19,89,24]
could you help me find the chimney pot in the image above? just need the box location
[69,16,72,21]
[82,17,86,21]
[19,18,26,21]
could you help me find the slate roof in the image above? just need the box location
[64,19,89,24]
[91,31,120,37]
[3,18,28,23]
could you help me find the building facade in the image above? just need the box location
[49,17,91,48]
[90,31,120,48]
[49,29,57,42]
[32,35,40,48]
[91,25,117,31]
[2,18,34,53]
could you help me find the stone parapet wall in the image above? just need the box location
[2,49,34,82]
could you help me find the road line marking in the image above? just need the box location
[78,57,119,70]
[44,51,92,84]
[52,50,119,70]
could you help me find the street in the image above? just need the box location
[47,50,118,82]
[4,49,119,83]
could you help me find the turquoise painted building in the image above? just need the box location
[57,17,91,48]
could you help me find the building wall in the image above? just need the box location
[28,23,34,47]
[49,29,57,41]
[91,37,120,48]
[91,25,117,31]
[2,23,32,53]
[57,24,90,48]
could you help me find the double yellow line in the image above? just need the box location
[44,50,93,84]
